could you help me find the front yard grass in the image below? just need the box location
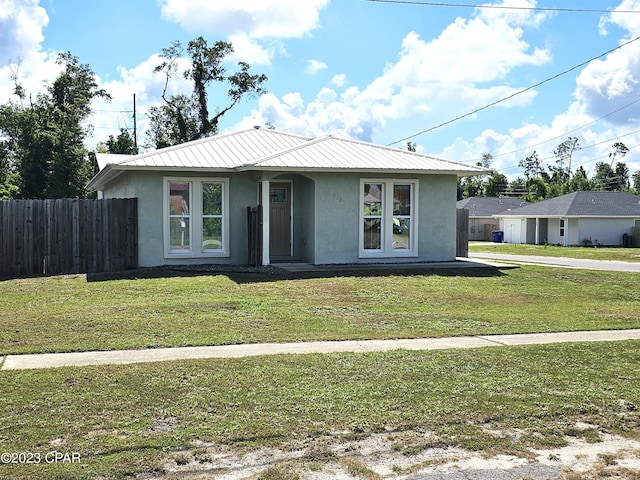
[1,266,640,354]
[1,341,639,479]
[470,242,640,262]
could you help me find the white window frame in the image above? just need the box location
[163,177,230,258]
[359,178,418,258]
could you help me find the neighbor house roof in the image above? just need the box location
[87,128,489,190]
[494,191,640,218]
[456,197,528,217]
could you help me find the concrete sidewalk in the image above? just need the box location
[469,252,640,272]
[3,329,640,370]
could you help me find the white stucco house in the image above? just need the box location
[87,128,488,267]
[493,191,640,246]
[456,197,528,241]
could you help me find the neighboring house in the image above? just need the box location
[87,128,487,267]
[456,197,527,241]
[493,191,640,246]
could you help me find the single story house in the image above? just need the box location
[493,191,640,246]
[87,128,488,267]
[456,197,528,241]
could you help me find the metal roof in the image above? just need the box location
[494,191,640,217]
[87,128,489,190]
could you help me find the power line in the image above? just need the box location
[388,34,640,146]
[363,0,640,14]
[475,97,640,166]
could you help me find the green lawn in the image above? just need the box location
[470,242,640,262]
[1,267,640,355]
[2,267,640,478]
[1,342,639,479]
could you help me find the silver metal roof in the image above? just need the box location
[87,128,488,190]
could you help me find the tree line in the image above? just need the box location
[457,137,640,201]
[0,37,267,199]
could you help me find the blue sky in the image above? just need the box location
[2,0,640,180]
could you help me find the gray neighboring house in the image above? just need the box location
[493,191,640,246]
[87,128,487,267]
[456,197,528,241]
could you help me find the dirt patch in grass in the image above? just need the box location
[147,428,640,479]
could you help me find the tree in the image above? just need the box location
[614,162,630,191]
[484,172,508,197]
[553,137,580,180]
[506,176,527,197]
[593,162,614,191]
[102,128,137,154]
[609,141,628,166]
[632,170,640,194]
[524,177,547,202]
[518,151,542,181]
[0,53,110,199]
[565,166,593,192]
[148,37,268,148]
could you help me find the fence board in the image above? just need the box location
[0,198,137,278]
[456,208,469,258]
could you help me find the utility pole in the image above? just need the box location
[133,94,138,153]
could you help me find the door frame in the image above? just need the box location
[260,180,294,258]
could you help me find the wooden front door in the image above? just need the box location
[269,182,292,257]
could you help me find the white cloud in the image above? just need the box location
[227,33,276,66]
[235,0,551,143]
[158,1,328,67]
[86,54,194,150]
[575,1,640,125]
[331,74,347,87]
[0,0,48,63]
[159,0,329,39]
[305,59,327,75]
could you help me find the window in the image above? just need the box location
[164,178,229,257]
[560,219,565,237]
[360,179,417,257]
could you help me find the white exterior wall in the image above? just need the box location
[578,218,637,246]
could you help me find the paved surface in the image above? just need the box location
[273,258,512,272]
[3,329,640,370]
[406,463,560,479]
[469,252,640,272]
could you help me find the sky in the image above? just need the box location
[2,0,640,180]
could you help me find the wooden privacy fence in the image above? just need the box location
[247,205,263,267]
[456,208,469,258]
[0,198,137,277]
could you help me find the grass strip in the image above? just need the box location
[469,243,640,262]
[0,341,639,479]
[2,266,640,355]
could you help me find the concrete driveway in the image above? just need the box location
[469,252,640,272]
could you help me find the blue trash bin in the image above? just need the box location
[492,231,504,243]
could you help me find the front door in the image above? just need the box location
[269,182,292,257]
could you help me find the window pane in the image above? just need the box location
[169,182,189,215]
[269,187,287,203]
[203,183,222,215]
[363,218,381,250]
[393,218,410,250]
[169,218,190,250]
[203,218,222,251]
[364,183,383,216]
[393,184,411,215]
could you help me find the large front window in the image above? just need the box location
[164,178,229,257]
[360,179,417,257]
